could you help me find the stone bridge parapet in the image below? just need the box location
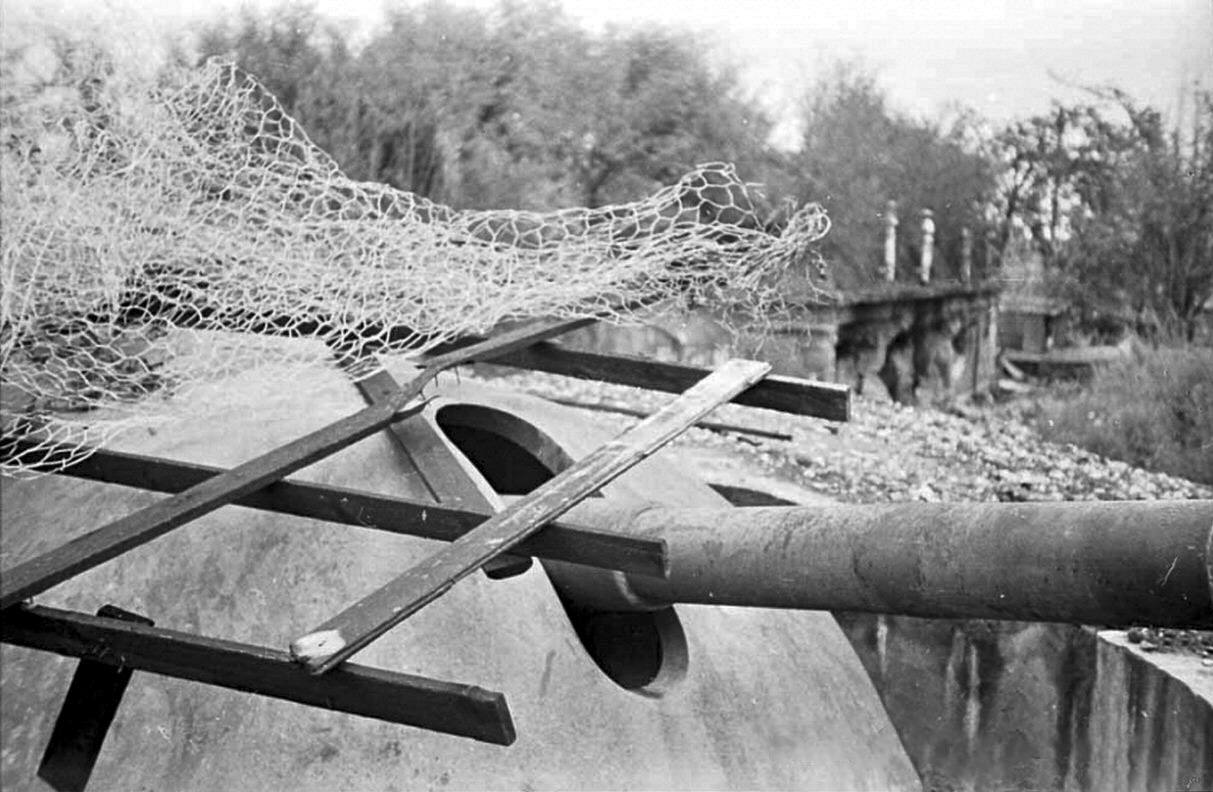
[556,281,1002,405]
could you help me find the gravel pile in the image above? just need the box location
[487,369,1213,505]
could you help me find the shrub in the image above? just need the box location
[1034,346,1213,485]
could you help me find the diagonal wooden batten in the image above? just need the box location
[292,358,773,675]
[8,439,667,577]
[426,340,852,422]
[343,366,530,579]
[0,317,592,611]
[1,604,516,745]
[421,317,597,370]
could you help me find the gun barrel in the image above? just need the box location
[564,500,1213,628]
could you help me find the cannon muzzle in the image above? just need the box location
[552,499,1213,628]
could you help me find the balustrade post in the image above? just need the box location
[882,200,898,281]
[919,208,935,284]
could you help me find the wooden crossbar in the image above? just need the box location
[0,318,591,611]
[344,366,530,579]
[1,604,516,744]
[9,440,666,577]
[428,340,852,422]
[37,605,152,792]
[291,358,773,675]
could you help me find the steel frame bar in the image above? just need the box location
[1,604,516,745]
[293,359,772,674]
[0,318,591,610]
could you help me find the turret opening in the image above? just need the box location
[435,402,688,696]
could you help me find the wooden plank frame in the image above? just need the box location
[343,366,531,580]
[291,359,773,675]
[1,321,848,611]
[0,312,850,754]
[0,318,592,610]
[5,440,667,577]
[2,604,516,745]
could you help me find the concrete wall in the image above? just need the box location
[697,463,1212,792]
[835,614,1213,792]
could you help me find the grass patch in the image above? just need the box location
[1033,346,1213,486]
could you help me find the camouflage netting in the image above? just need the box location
[1,55,829,478]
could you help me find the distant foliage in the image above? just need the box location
[789,63,998,290]
[1036,347,1213,485]
[193,1,775,212]
[991,89,1213,342]
[193,6,1019,292]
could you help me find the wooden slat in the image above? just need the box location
[429,340,851,421]
[0,318,590,611]
[37,605,153,792]
[21,441,665,577]
[422,319,597,369]
[541,395,793,441]
[2,604,516,745]
[347,367,530,579]
[346,370,481,506]
[292,358,772,675]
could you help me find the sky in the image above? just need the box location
[6,0,1211,147]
